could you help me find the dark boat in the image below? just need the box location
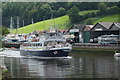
[20,34,72,57]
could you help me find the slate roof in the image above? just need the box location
[114,23,120,29]
[98,22,113,29]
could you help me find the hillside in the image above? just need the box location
[14,10,98,34]
[13,16,69,34]
[13,11,119,34]
[93,14,119,24]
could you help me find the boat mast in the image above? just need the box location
[50,13,53,32]
[23,20,24,34]
[32,18,34,32]
[10,17,13,34]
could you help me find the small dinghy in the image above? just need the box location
[114,51,120,57]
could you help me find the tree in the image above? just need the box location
[41,3,52,20]
[0,27,10,35]
[85,18,95,25]
[58,7,66,17]
[67,6,80,23]
[52,10,58,17]
[107,6,119,15]
[117,1,120,8]
[98,3,107,14]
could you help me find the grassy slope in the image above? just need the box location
[14,10,99,34]
[13,10,119,34]
[94,14,119,24]
[14,15,70,34]
[79,10,99,15]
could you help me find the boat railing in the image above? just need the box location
[38,35,66,41]
[44,43,71,50]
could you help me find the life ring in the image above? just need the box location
[54,51,58,54]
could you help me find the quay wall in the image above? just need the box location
[73,43,120,49]
[0,67,1,80]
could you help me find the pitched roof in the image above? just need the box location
[75,25,86,31]
[68,25,85,32]
[83,25,94,31]
[114,23,120,29]
[98,22,113,29]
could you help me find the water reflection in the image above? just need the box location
[4,57,72,78]
[70,53,118,78]
[1,50,120,78]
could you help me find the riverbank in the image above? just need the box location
[0,49,2,80]
[0,67,2,80]
[73,43,120,49]
[72,45,120,54]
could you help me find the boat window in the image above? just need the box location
[25,43,27,46]
[33,43,36,46]
[44,42,47,46]
[23,43,26,46]
[38,43,42,46]
[31,43,33,46]
[29,43,30,46]
[24,43,27,46]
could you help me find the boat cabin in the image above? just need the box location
[20,39,70,50]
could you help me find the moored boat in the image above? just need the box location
[20,35,72,57]
[2,34,28,48]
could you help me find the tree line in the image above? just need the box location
[2,2,119,29]
[67,2,120,24]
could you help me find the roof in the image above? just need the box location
[98,22,113,29]
[57,29,68,33]
[83,25,94,31]
[68,25,86,32]
[114,23,120,29]
[74,25,86,31]
[35,30,43,33]
[90,22,113,31]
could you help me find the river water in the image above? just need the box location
[0,49,119,79]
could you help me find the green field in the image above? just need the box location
[13,15,70,34]
[94,14,119,24]
[13,10,99,34]
[79,10,99,15]
[13,10,119,34]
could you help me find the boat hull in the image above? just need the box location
[114,53,120,57]
[20,49,71,57]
